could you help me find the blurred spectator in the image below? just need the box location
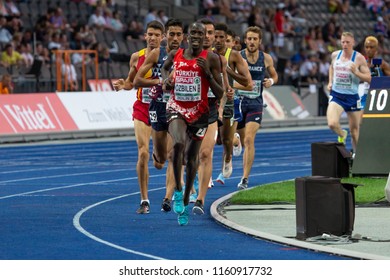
[286,0,305,18]
[383,0,390,27]
[318,52,330,83]
[59,55,78,91]
[299,53,319,84]
[283,12,296,38]
[0,1,8,17]
[88,6,107,30]
[78,23,97,48]
[105,0,117,11]
[35,42,51,65]
[11,32,22,49]
[314,28,327,54]
[231,0,255,22]
[1,42,24,69]
[157,9,168,25]
[47,32,62,50]
[59,32,70,49]
[123,20,144,40]
[110,10,125,31]
[71,44,91,66]
[273,2,285,53]
[34,8,55,43]
[247,6,266,29]
[202,0,219,15]
[0,15,12,43]
[328,0,349,14]
[21,29,33,45]
[4,0,20,18]
[103,8,115,31]
[364,0,384,18]
[0,73,13,94]
[376,33,390,55]
[322,15,339,47]
[374,16,388,36]
[284,59,299,87]
[6,16,23,35]
[143,8,157,30]
[19,42,33,68]
[50,7,70,32]
[290,47,306,66]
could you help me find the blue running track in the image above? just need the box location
[0,128,352,260]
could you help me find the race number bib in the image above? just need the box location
[237,80,261,98]
[174,75,202,101]
[141,88,152,103]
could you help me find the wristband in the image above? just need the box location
[158,77,163,85]
[269,78,274,86]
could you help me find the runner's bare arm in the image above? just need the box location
[133,48,161,88]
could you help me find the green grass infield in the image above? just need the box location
[229,177,388,205]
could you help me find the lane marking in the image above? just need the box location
[73,188,167,260]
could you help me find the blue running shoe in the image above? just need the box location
[173,190,184,214]
[178,205,189,226]
[193,173,199,193]
[190,193,197,203]
[216,172,225,185]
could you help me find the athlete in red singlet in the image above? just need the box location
[161,21,224,225]
[112,20,164,214]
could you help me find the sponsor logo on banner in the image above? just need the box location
[56,91,136,129]
[88,79,114,92]
[0,94,78,134]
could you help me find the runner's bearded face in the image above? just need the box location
[167,26,184,51]
[245,31,261,53]
[214,30,226,52]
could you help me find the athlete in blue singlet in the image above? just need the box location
[235,26,278,190]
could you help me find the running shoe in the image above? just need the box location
[192,200,204,215]
[338,129,348,145]
[216,172,225,185]
[222,157,233,178]
[237,178,248,190]
[190,193,197,203]
[208,177,214,188]
[173,190,184,214]
[161,198,171,212]
[178,205,189,226]
[136,201,150,214]
[233,133,242,156]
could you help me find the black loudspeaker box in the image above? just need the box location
[295,176,356,240]
[311,142,351,178]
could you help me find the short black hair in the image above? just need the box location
[215,22,228,33]
[165,18,184,31]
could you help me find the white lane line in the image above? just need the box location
[0,177,133,200]
[0,168,132,184]
[73,188,167,260]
